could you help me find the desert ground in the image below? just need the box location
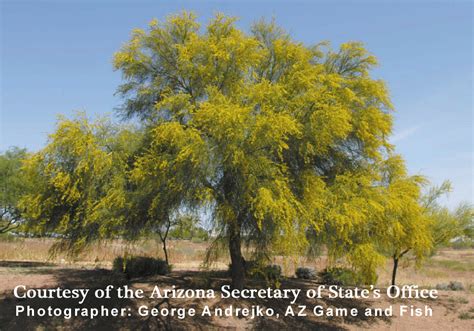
[0,237,472,330]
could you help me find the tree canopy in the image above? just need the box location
[111,12,394,288]
[18,12,471,289]
[20,114,140,253]
[0,147,29,233]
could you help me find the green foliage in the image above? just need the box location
[249,264,282,284]
[320,267,361,286]
[429,260,474,272]
[423,182,474,249]
[459,311,474,320]
[450,238,474,249]
[113,256,169,278]
[0,147,30,233]
[228,260,282,285]
[169,215,209,241]
[0,232,19,242]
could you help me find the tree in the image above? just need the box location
[422,181,473,249]
[451,203,474,245]
[169,214,209,241]
[376,156,431,291]
[125,130,194,266]
[0,147,29,233]
[376,168,474,291]
[113,12,394,288]
[20,114,135,254]
[20,113,185,264]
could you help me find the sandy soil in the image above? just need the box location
[0,241,472,330]
[0,263,472,330]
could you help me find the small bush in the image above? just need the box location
[458,297,469,304]
[458,311,474,320]
[449,281,465,291]
[450,238,474,249]
[320,267,359,286]
[113,256,169,278]
[296,267,317,280]
[228,261,282,284]
[436,283,450,290]
[258,264,282,281]
[436,281,465,291]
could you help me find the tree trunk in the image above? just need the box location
[162,240,169,266]
[158,216,171,266]
[229,223,245,290]
[391,256,399,294]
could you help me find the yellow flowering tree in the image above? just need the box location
[20,114,137,255]
[375,156,430,290]
[113,12,395,288]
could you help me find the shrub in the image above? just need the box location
[228,261,282,284]
[436,283,450,290]
[436,281,465,291]
[449,281,465,291]
[458,311,474,320]
[257,264,282,281]
[295,267,317,280]
[113,256,169,278]
[320,267,359,286]
[250,264,282,287]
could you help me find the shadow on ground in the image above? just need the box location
[0,261,56,268]
[0,266,391,330]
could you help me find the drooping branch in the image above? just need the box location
[0,218,19,233]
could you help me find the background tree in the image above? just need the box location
[113,12,395,288]
[169,214,209,241]
[125,127,201,265]
[375,156,431,291]
[20,114,135,254]
[450,203,474,246]
[376,169,473,290]
[422,181,473,249]
[0,147,29,233]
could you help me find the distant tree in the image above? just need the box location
[169,214,209,241]
[156,216,174,265]
[113,12,395,288]
[422,181,473,248]
[0,147,29,233]
[453,203,474,244]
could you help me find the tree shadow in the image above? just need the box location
[0,261,55,268]
[0,268,392,330]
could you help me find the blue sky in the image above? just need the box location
[1,0,472,208]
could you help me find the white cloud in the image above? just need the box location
[390,125,421,143]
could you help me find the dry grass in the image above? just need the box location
[376,249,474,291]
[0,237,222,269]
[0,237,472,290]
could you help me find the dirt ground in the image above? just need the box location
[0,238,472,330]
